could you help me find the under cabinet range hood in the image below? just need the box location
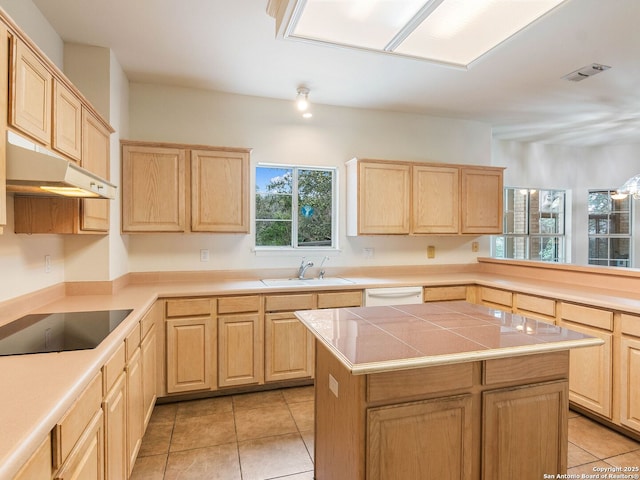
[5,132,116,199]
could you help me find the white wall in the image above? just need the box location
[493,140,640,266]
[127,83,494,273]
[0,0,66,301]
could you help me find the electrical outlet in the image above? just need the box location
[363,248,374,258]
[44,255,51,273]
[200,249,210,262]
[471,241,479,252]
[427,246,435,259]
[329,373,339,398]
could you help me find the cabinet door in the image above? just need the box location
[53,80,82,162]
[357,161,411,234]
[460,167,503,234]
[367,395,473,480]
[103,372,127,480]
[412,165,459,234]
[11,40,52,145]
[265,312,313,382]
[560,320,612,418]
[218,314,263,387]
[166,317,213,393]
[122,145,186,232]
[14,436,52,480]
[483,381,568,479]
[191,149,249,232]
[141,323,157,429]
[81,109,110,231]
[54,410,104,480]
[126,347,143,476]
[0,24,9,234]
[620,335,640,432]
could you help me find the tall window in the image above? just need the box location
[255,164,337,249]
[588,189,632,267]
[493,188,566,262]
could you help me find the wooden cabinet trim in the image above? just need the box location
[367,362,474,403]
[217,295,261,314]
[165,298,212,317]
[560,302,613,331]
[52,372,102,470]
[317,290,363,309]
[265,293,315,312]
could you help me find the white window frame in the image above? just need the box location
[254,163,339,253]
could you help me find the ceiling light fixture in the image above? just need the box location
[268,0,569,68]
[296,87,310,111]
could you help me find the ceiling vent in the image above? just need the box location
[563,63,611,82]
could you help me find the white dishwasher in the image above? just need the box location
[363,286,423,306]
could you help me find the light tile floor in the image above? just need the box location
[131,386,640,479]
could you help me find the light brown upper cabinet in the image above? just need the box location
[7,29,114,235]
[460,167,503,234]
[412,164,459,234]
[80,108,110,231]
[122,144,186,232]
[346,159,411,235]
[121,141,251,234]
[10,38,52,145]
[347,158,504,236]
[191,149,249,232]
[53,79,82,162]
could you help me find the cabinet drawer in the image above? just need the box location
[483,351,569,386]
[367,363,473,403]
[424,286,467,302]
[560,302,613,331]
[166,298,211,317]
[141,303,159,339]
[480,287,512,307]
[102,341,125,395]
[621,313,640,337]
[265,294,314,312]
[317,291,362,309]
[125,323,141,361]
[52,372,102,469]
[515,294,556,318]
[217,295,261,314]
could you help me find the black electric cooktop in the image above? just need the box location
[0,309,132,356]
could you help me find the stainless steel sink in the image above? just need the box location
[261,277,354,287]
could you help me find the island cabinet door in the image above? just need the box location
[482,380,568,480]
[367,395,473,480]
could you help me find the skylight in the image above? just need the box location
[270,0,569,68]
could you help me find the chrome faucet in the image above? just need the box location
[297,258,314,279]
[318,256,329,279]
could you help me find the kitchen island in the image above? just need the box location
[295,300,603,480]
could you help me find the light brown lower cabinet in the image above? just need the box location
[166,316,214,393]
[54,409,104,480]
[367,395,473,480]
[126,346,143,476]
[482,381,568,479]
[13,435,52,480]
[560,303,613,419]
[315,342,569,480]
[218,313,263,387]
[265,312,314,382]
[620,314,640,432]
[103,372,127,480]
[141,322,157,428]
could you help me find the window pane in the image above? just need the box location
[256,193,292,220]
[256,167,292,194]
[611,238,630,263]
[256,220,292,247]
[609,212,630,234]
[297,169,333,247]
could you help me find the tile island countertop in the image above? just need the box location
[295,300,604,375]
